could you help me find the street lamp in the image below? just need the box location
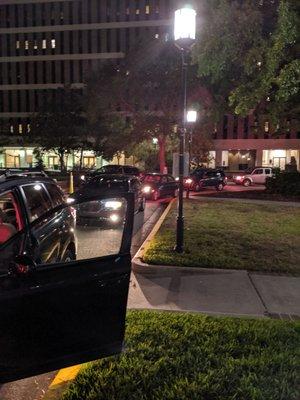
[187,110,198,173]
[174,5,197,253]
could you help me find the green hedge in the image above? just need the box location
[266,171,300,196]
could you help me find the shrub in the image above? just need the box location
[266,171,300,196]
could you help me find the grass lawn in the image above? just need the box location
[62,311,300,400]
[143,200,300,274]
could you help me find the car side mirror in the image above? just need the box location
[9,255,37,276]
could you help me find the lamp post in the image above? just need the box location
[174,6,197,253]
[187,110,198,173]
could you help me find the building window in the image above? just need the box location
[27,123,31,133]
[42,39,47,49]
[10,125,14,133]
[51,39,56,49]
[264,121,269,133]
[34,40,38,50]
[16,40,20,49]
[18,124,23,134]
[146,5,150,14]
[25,40,29,50]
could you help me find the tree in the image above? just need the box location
[30,88,88,171]
[193,0,299,125]
[87,39,203,173]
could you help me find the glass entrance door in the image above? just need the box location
[273,157,286,170]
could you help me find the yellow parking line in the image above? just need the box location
[49,365,81,388]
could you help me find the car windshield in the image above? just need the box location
[89,175,127,188]
[143,175,162,183]
[96,166,122,174]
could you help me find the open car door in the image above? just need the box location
[0,193,134,383]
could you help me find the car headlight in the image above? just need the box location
[143,186,152,194]
[185,178,193,184]
[103,200,123,210]
[67,197,75,204]
[110,213,120,223]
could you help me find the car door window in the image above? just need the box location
[21,184,52,222]
[167,176,175,182]
[253,169,263,175]
[0,191,22,245]
[161,176,168,184]
[265,169,271,175]
[45,183,65,207]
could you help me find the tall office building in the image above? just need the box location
[0,0,299,170]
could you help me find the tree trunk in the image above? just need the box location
[79,148,84,169]
[158,135,166,174]
[58,149,65,172]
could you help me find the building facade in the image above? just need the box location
[0,0,299,171]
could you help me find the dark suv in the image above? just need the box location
[0,174,76,271]
[72,174,145,225]
[185,168,227,191]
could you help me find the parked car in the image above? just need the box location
[141,173,178,200]
[184,168,227,191]
[71,174,145,225]
[233,167,274,186]
[0,174,76,272]
[80,164,141,183]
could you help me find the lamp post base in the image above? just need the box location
[174,215,184,253]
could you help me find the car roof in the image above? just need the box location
[0,176,56,195]
[90,174,136,181]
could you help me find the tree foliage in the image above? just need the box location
[193,0,300,124]
[87,39,203,172]
[30,88,87,170]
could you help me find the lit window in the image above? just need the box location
[264,121,269,132]
[27,124,31,132]
[51,39,56,49]
[18,124,23,134]
[10,125,14,133]
[42,39,47,49]
[154,33,159,39]
[126,8,129,14]
[136,8,140,14]
[16,40,20,49]
[25,40,29,50]
[34,40,38,50]
[145,5,150,14]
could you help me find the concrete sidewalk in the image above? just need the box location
[128,267,300,320]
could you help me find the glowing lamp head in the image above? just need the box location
[174,7,196,49]
[186,110,197,123]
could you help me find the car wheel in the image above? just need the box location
[216,183,224,191]
[62,248,76,263]
[173,189,179,197]
[152,190,160,201]
[139,197,146,212]
[243,179,251,187]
